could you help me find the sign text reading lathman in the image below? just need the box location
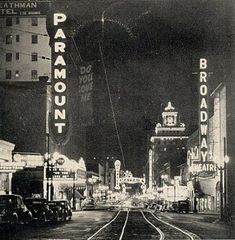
[0,1,49,16]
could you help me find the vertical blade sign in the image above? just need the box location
[51,13,69,143]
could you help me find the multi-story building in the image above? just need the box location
[0,8,51,82]
[149,101,188,190]
[187,83,227,213]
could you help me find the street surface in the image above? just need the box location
[1,210,235,240]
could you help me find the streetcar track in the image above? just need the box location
[119,210,129,240]
[149,211,200,240]
[140,210,165,240]
[87,209,200,240]
[87,210,122,240]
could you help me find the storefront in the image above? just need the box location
[12,153,87,208]
[50,157,87,208]
[0,140,21,194]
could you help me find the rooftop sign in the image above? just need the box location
[0,1,50,16]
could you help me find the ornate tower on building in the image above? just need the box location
[155,101,186,135]
[149,101,188,190]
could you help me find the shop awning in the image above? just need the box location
[75,190,84,199]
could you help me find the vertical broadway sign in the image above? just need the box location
[199,58,208,163]
[191,58,216,173]
[51,13,69,143]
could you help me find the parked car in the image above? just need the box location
[178,200,190,213]
[81,197,95,210]
[48,200,72,222]
[169,200,190,213]
[0,194,32,225]
[24,198,54,223]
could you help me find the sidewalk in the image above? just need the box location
[157,212,235,239]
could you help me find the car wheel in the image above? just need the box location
[10,213,18,225]
[41,214,47,224]
[56,213,60,222]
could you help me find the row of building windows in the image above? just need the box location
[6,35,38,44]
[6,53,38,62]
[5,70,38,80]
[6,17,38,26]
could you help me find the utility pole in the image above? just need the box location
[149,149,153,193]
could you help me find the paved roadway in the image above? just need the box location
[1,210,201,240]
[88,210,199,240]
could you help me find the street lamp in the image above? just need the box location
[88,177,94,197]
[44,152,55,201]
[72,171,76,210]
[171,179,176,202]
[189,166,198,213]
[224,155,229,217]
[217,155,230,220]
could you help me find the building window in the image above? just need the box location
[6,70,11,79]
[6,53,12,62]
[32,17,38,26]
[16,17,20,24]
[15,70,20,78]
[31,70,37,80]
[31,53,38,61]
[16,35,20,42]
[6,35,13,44]
[32,35,38,44]
[16,52,19,60]
[6,18,12,26]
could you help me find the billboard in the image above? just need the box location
[78,62,94,126]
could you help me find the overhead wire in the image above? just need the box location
[70,36,83,63]
[0,46,51,60]
[0,26,49,37]
[98,41,126,168]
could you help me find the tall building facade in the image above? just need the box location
[187,83,229,213]
[149,101,188,189]
[0,7,51,82]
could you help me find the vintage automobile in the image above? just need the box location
[48,200,72,222]
[169,200,190,213]
[24,197,54,223]
[178,200,190,213]
[81,197,95,210]
[0,194,32,225]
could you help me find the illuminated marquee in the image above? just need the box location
[114,160,121,190]
[119,177,145,184]
[51,13,69,143]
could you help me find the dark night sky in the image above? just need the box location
[47,0,234,175]
[1,0,232,176]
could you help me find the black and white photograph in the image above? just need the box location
[0,0,234,239]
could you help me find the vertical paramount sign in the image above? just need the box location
[51,13,69,143]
